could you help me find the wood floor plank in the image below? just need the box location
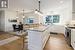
[0,32,14,40]
[44,34,73,50]
[0,32,28,50]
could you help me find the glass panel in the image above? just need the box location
[53,15,59,23]
[45,15,52,23]
[28,18,34,23]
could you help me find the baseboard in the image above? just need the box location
[70,45,75,50]
[50,32,58,35]
[43,34,50,49]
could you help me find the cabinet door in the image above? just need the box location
[72,0,75,20]
[71,30,75,49]
[72,13,75,20]
[73,0,75,12]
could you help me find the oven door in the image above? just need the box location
[65,27,71,46]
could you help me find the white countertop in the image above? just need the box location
[28,25,50,32]
[8,31,27,36]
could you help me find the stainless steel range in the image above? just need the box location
[65,27,71,46]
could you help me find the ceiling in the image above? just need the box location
[41,0,71,10]
[8,0,71,13]
[8,0,38,11]
[41,0,71,14]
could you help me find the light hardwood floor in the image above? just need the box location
[0,32,28,50]
[44,34,73,50]
[0,32,73,50]
[0,33,14,40]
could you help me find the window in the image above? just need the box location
[45,15,60,24]
[0,0,8,8]
[28,18,34,23]
[53,15,60,23]
[23,17,34,24]
[45,16,52,23]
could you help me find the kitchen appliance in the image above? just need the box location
[65,27,71,46]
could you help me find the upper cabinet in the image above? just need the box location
[73,0,75,12]
[72,13,75,20]
[72,0,75,20]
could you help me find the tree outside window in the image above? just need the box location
[45,15,60,24]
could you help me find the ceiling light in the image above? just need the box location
[38,0,40,1]
[60,1,63,3]
[16,10,19,19]
[23,16,25,18]
[35,10,43,16]
[16,17,19,19]
[22,9,25,18]
[34,0,43,16]
[23,0,43,16]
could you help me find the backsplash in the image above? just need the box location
[66,20,75,27]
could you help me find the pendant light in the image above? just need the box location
[22,9,25,18]
[35,0,43,16]
[16,10,19,19]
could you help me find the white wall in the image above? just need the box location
[5,10,17,31]
[4,10,43,31]
[23,12,43,24]
[41,6,72,25]
[4,10,44,31]
[38,0,72,34]
[56,6,72,25]
[0,10,5,31]
[41,0,72,26]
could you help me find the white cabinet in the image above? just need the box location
[49,25,65,34]
[0,10,5,31]
[28,26,50,50]
[71,29,75,50]
[73,0,75,12]
[72,13,75,20]
[72,0,75,20]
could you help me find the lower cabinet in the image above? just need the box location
[28,28,50,50]
[71,29,75,50]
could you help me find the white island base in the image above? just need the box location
[28,25,50,50]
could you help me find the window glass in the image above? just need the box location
[28,18,34,23]
[29,18,33,23]
[46,16,52,23]
[53,15,60,23]
[45,15,60,24]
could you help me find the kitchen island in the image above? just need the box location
[27,25,50,50]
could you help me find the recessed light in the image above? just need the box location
[38,0,40,1]
[60,1,64,3]
[16,17,19,19]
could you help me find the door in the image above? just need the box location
[0,11,2,31]
[0,10,5,31]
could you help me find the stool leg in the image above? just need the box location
[22,37,25,50]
